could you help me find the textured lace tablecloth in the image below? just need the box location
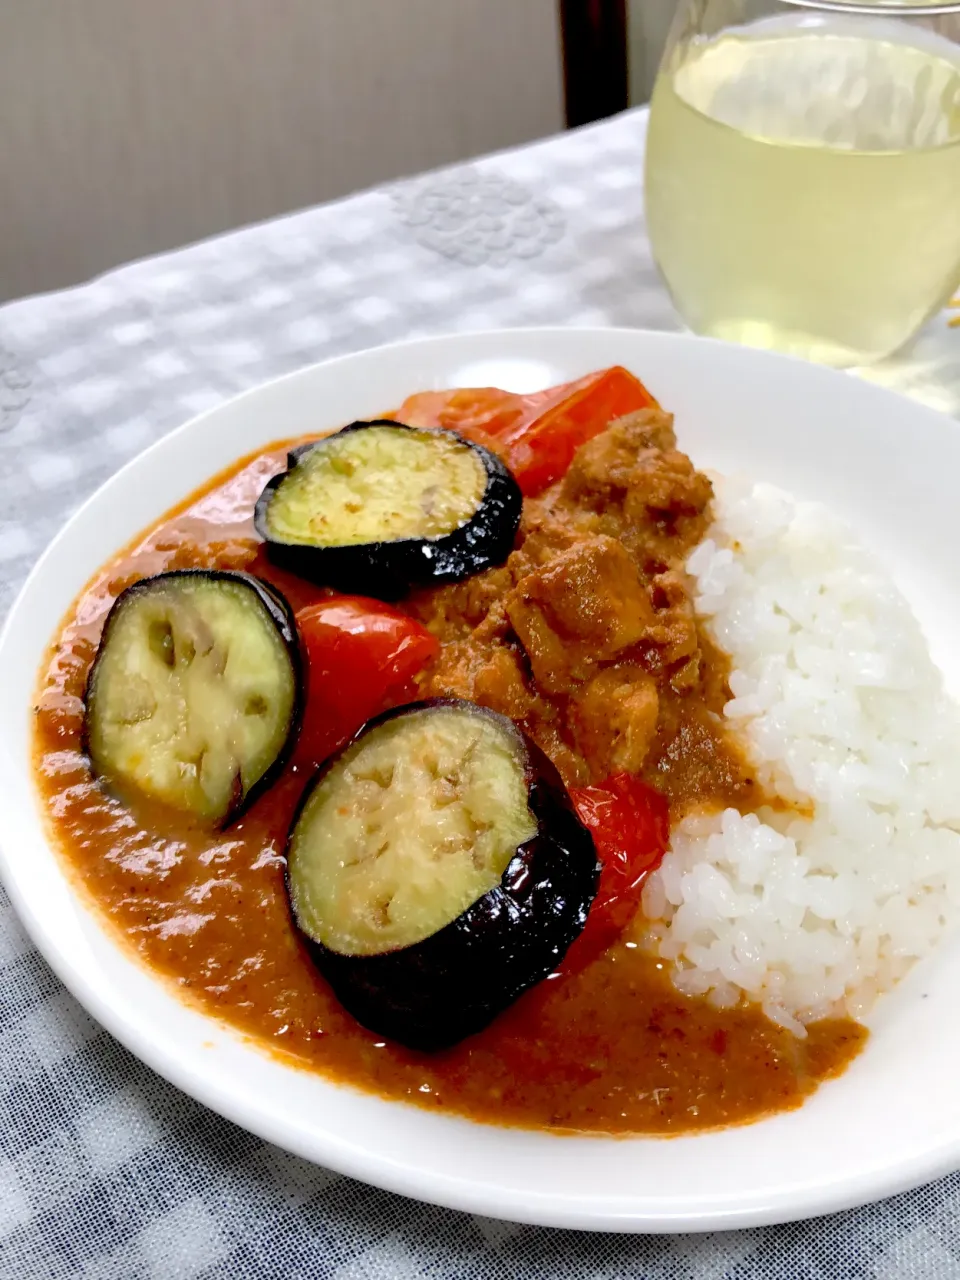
[2,107,960,1280]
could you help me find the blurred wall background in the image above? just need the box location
[0,0,676,303]
[0,0,564,302]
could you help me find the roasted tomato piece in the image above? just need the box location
[293,596,439,769]
[396,366,658,496]
[564,773,670,968]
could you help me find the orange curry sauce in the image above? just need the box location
[33,441,865,1136]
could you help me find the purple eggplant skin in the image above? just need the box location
[253,420,522,602]
[83,569,304,828]
[284,699,600,1052]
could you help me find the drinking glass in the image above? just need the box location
[644,0,960,366]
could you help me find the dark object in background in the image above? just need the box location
[560,0,629,126]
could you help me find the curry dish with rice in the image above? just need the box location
[33,367,866,1135]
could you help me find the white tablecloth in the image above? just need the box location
[2,107,960,1280]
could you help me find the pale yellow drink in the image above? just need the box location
[645,20,960,366]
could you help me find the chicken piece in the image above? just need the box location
[421,638,534,721]
[525,719,591,790]
[506,536,654,694]
[561,409,713,570]
[646,570,702,691]
[512,507,583,572]
[408,565,515,641]
[561,410,678,505]
[622,451,713,535]
[472,644,532,716]
[570,664,660,779]
[611,408,678,452]
[421,632,589,786]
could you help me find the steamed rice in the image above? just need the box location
[640,479,960,1035]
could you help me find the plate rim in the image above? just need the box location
[5,324,960,1234]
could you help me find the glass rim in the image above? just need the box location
[783,0,960,11]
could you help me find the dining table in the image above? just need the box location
[2,105,960,1280]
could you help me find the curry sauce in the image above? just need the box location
[32,418,866,1136]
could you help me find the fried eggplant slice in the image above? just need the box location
[84,570,301,825]
[254,421,522,599]
[286,699,599,1050]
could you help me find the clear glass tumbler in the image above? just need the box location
[644,0,960,366]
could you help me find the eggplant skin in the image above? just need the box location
[83,569,303,827]
[286,699,600,1052]
[253,421,522,601]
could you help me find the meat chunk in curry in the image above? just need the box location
[411,409,733,799]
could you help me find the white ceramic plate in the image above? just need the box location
[4,327,960,1234]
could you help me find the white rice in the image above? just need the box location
[640,479,960,1035]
